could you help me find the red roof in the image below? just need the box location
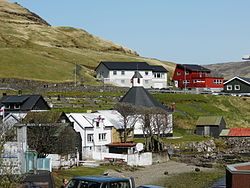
[106,143,136,147]
[235,165,250,171]
[229,127,250,136]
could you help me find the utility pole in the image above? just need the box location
[75,61,77,87]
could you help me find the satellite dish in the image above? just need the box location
[135,143,143,152]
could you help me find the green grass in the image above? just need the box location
[163,171,225,188]
[154,93,250,128]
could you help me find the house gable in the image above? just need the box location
[224,76,250,93]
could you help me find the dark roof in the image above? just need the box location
[96,62,168,72]
[224,76,250,85]
[99,61,152,70]
[1,95,29,103]
[119,87,167,110]
[22,111,67,124]
[0,95,50,111]
[71,176,130,183]
[132,71,143,78]
[106,143,136,147]
[151,65,168,72]
[179,64,211,72]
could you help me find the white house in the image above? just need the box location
[95,61,168,89]
[67,112,121,159]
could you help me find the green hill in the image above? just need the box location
[0,0,175,84]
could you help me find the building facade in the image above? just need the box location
[224,76,250,94]
[95,61,168,89]
[172,64,224,91]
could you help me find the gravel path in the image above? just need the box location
[106,161,214,186]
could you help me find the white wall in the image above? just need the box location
[96,66,167,89]
[91,151,152,166]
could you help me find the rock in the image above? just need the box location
[195,168,200,172]
[164,171,169,175]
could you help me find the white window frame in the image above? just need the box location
[121,70,125,75]
[234,85,240,90]
[183,80,190,84]
[113,70,117,75]
[177,72,181,76]
[145,71,149,76]
[227,85,232,90]
[121,80,125,84]
[185,71,189,75]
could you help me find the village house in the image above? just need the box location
[223,76,250,95]
[172,64,224,92]
[0,94,50,127]
[195,116,226,137]
[95,61,168,89]
[18,111,81,170]
[67,111,136,159]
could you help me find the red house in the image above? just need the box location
[172,64,224,91]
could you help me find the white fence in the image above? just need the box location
[91,151,152,166]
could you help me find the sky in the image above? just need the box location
[8,0,250,65]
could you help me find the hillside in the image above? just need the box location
[204,61,250,80]
[0,0,175,84]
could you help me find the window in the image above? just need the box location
[185,71,189,75]
[183,80,190,84]
[87,134,93,142]
[5,105,10,109]
[113,70,117,75]
[121,80,125,84]
[145,71,149,76]
[235,85,240,90]
[214,79,222,85]
[96,121,100,127]
[227,85,232,90]
[121,70,125,75]
[177,72,181,76]
[144,80,149,84]
[154,73,161,78]
[14,105,20,109]
[99,133,106,141]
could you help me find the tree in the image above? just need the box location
[27,123,80,158]
[138,107,170,152]
[114,103,139,143]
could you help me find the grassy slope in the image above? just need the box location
[155,93,250,129]
[0,0,175,83]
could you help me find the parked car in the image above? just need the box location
[65,176,135,188]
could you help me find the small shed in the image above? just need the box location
[195,116,226,137]
[226,162,250,188]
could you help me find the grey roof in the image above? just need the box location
[180,64,211,72]
[99,61,152,70]
[96,61,168,72]
[132,71,143,78]
[0,95,50,111]
[1,96,29,103]
[119,86,167,110]
[238,77,250,84]
[224,76,250,85]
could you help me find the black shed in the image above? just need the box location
[195,116,226,137]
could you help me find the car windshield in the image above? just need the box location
[66,179,101,188]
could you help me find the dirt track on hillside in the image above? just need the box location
[105,161,214,186]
